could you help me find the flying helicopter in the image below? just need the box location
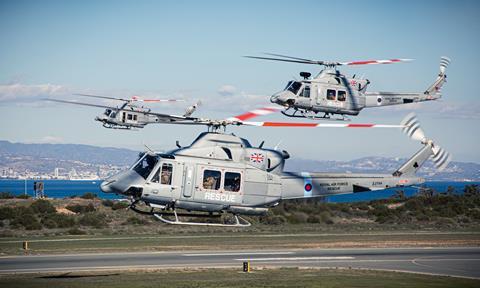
[46,93,202,129]
[99,110,450,227]
[245,54,450,120]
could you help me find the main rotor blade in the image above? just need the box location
[244,56,319,65]
[135,99,185,102]
[264,53,319,63]
[240,121,405,128]
[339,59,413,66]
[76,93,184,103]
[130,95,185,103]
[44,98,117,109]
[227,106,283,122]
[46,98,192,121]
[74,93,129,102]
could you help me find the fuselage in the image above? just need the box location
[100,132,424,215]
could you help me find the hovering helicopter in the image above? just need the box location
[245,54,450,120]
[46,93,201,129]
[100,110,450,227]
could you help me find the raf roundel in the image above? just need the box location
[304,183,312,192]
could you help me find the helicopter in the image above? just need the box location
[99,110,450,227]
[46,93,202,129]
[245,54,450,120]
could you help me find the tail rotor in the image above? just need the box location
[440,56,451,75]
[431,145,452,171]
[401,113,451,171]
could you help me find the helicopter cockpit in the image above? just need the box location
[271,81,311,106]
[103,109,117,118]
[284,81,303,95]
[132,153,159,179]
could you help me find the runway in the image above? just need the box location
[1,247,479,279]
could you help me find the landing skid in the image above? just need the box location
[102,123,135,130]
[281,109,351,121]
[154,210,251,227]
[129,204,251,227]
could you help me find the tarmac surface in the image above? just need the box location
[0,247,479,279]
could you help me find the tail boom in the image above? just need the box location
[280,172,424,200]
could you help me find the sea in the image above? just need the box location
[0,180,478,203]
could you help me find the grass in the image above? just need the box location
[0,268,478,288]
[0,190,479,255]
[0,231,479,255]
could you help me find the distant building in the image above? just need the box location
[68,168,77,179]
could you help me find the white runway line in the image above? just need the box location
[183,252,294,257]
[235,256,355,261]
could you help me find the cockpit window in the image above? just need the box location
[104,109,112,116]
[285,81,302,95]
[133,154,159,179]
[151,163,173,185]
[299,86,310,98]
[284,81,293,90]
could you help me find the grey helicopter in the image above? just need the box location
[46,93,202,129]
[245,54,450,120]
[99,110,450,227]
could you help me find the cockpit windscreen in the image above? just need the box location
[132,154,159,179]
[284,81,303,95]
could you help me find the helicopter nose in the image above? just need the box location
[271,91,295,106]
[100,170,145,195]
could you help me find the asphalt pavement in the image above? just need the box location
[0,247,479,279]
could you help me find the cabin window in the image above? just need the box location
[203,170,221,190]
[338,90,346,101]
[133,115,138,121]
[300,86,310,98]
[127,114,133,120]
[326,89,336,100]
[224,172,241,192]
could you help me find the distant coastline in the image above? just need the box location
[1,179,478,203]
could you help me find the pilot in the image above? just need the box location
[161,169,171,185]
[146,156,156,168]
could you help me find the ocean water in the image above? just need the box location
[326,181,480,203]
[0,180,116,199]
[0,180,478,203]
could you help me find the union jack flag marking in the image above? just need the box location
[250,153,265,163]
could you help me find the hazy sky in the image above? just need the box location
[0,0,479,163]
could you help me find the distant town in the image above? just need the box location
[0,140,479,182]
[1,163,127,180]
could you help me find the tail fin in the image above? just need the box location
[183,100,202,117]
[424,56,450,97]
[393,113,452,176]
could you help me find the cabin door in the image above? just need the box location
[182,163,195,198]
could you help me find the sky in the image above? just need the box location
[0,0,479,163]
